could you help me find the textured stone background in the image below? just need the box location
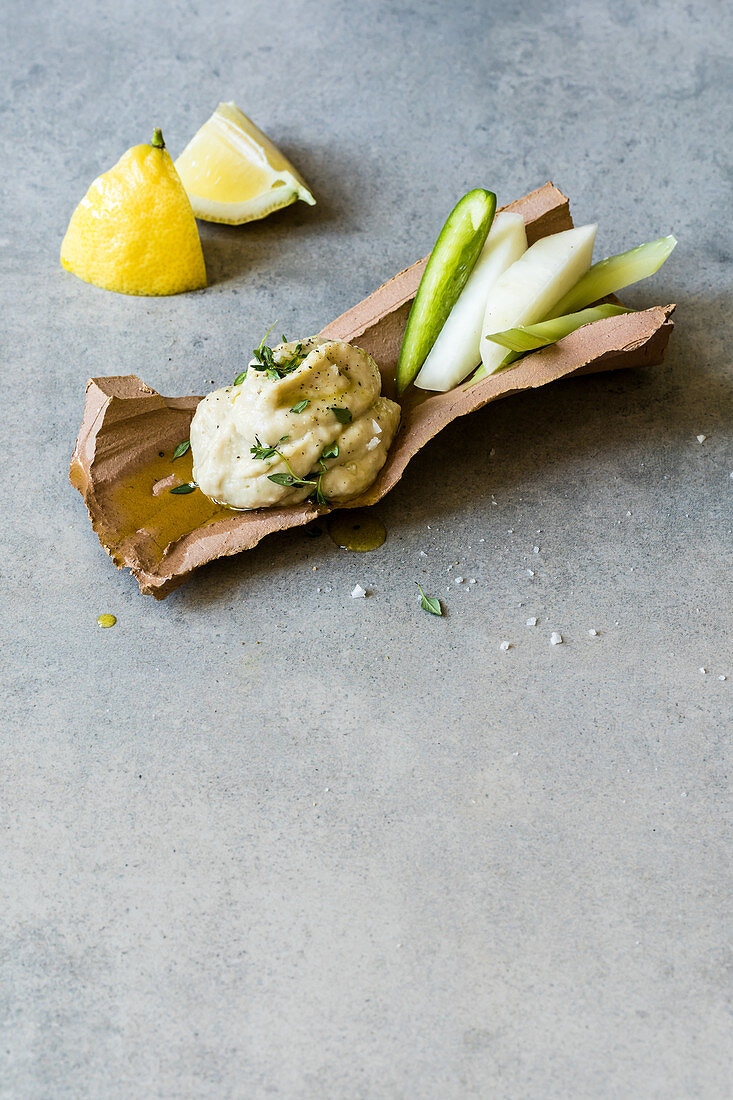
[2,1,731,1096]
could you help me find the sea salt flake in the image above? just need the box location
[455,576,464,584]
[351,585,366,598]
[526,617,537,627]
[719,675,727,681]
[365,436,380,451]
[526,569,534,577]
[533,546,540,553]
[550,632,563,645]
[696,434,706,443]
[500,641,511,651]
[371,419,382,434]
[699,667,707,674]
[589,629,599,637]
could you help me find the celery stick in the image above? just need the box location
[485,303,632,356]
[396,189,497,394]
[413,212,527,392]
[548,235,676,318]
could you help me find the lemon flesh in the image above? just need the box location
[175,102,316,225]
[61,140,207,297]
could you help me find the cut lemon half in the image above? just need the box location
[175,102,316,225]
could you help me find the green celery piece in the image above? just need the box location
[485,303,632,357]
[548,234,677,318]
[396,189,497,394]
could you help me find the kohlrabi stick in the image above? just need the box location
[548,234,677,318]
[474,224,597,380]
[413,212,527,392]
[396,189,497,394]
[485,303,632,358]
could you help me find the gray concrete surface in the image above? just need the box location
[2,0,731,1096]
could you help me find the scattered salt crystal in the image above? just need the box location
[626,511,632,516]
[681,791,688,798]
[479,537,485,543]
[526,617,537,627]
[489,447,495,456]
[351,585,366,598]
[317,586,321,593]
[550,632,563,645]
[719,675,727,681]
[508,529,513,534]
[533,546,540,553]
[469,578,476,585]
[500,641,511,651]
[371,419,382,434]
[699,667,707,674]
[526,569,534,577]
[455,576,464,584]
[696,434,706,443]
[365,436,380,451]
[589,629,599,637]
[419,550,427,557]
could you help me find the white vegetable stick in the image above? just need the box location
[478,223,597,376]
[414,212,527,392]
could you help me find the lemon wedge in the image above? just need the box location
[174,102,316,224]
[61,129,207,296]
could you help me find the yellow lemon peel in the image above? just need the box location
[61,129,207,296]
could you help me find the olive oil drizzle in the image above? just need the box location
[102,448,230,560]
[327,510,386,552]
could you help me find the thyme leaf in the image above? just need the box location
[321,442,339,460]
[169,482,197,495]
[330,406,352,424]
[291,399,310,414]
[172,439,190,460]
[416,583,442,616]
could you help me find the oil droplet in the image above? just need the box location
[97,614,117,628]
[327,510,386,552]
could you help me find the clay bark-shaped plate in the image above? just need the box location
[70,183,675,597]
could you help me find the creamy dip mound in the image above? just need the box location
[190,337,401,510]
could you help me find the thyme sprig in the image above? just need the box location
[250,338,307,381]
[250,435,289,461]
[233,323,309,386]
[251,434,333,507]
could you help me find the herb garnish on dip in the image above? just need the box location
[190,337,400,510]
